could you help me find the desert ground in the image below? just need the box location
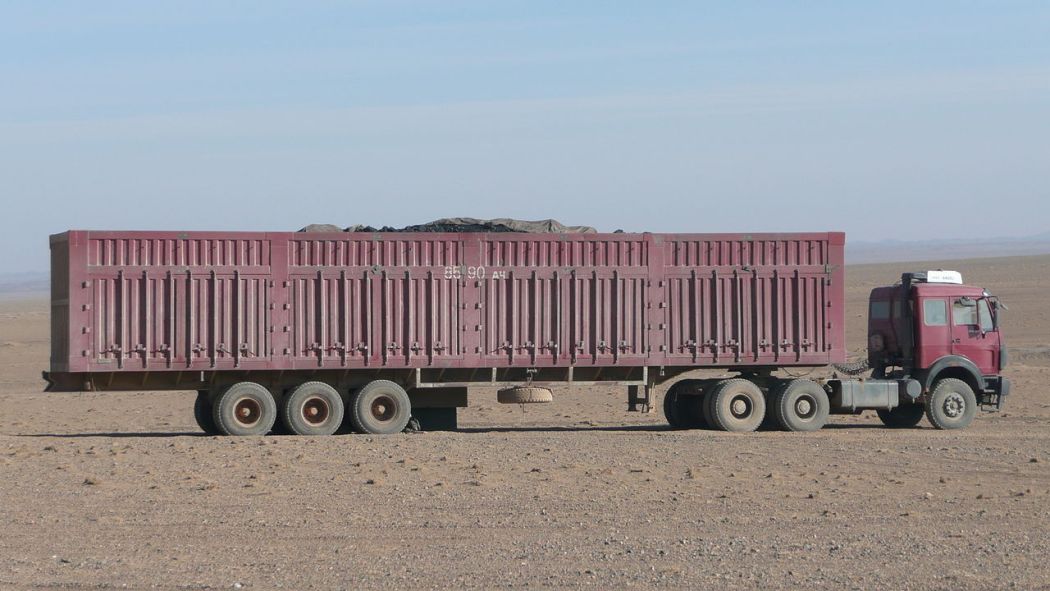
[1,256,1048,590]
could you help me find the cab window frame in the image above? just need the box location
[922,298,948,327]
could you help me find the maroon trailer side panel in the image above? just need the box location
[49,230,846,385]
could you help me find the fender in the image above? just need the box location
[916,355,983,393]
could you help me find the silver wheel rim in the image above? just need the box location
[942,392,965,419]
[794,395,816,420]
[730,395,752,419]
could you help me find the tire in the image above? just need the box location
[702,379,731,428]
[925,378,977,430]
[876,404,925,428]
[760,381,785,431]
[193,390,219,435]
[707,379,766,432]
[281,381,344,436]
[770,379,829,432]
[497,387,554,404]
[662,384,684,428]
[212,382,278,436]
[349,380,412,435]
[663,380,708,429]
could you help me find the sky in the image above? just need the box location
[1,1,1049,274]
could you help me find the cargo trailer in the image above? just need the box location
[43,230,1009,435]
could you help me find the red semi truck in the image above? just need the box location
[43,230,1009,435]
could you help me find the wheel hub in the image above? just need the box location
[302,397,330,425]
[794,396,815,419]
[233,397,262,426]
[943,393,965,418]
[371,395,396,422]
[730,396,751,418]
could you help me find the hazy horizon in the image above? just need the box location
[2,2,1048,273]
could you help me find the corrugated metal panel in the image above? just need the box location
[665,237,829,266]
[52,230,846,377]
[89,270,270,370]
[286,270,463,367]
[480,237,646,267]
[89,237,270,267]
[289,238,461,267]
[663,269,831,365]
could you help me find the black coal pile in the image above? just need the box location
[299,218,597,234]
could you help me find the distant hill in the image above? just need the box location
[0,272,49,297]
[847,233,1050,264]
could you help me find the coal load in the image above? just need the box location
[299,218,597,234]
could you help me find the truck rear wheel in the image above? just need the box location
[282,381,344,436]
[925,378,977,430]
[193,390,219,435]
[662,385,684,428]
[770,379,829,432]
[663,380,708,429]
[212,382,278,436]
[350,380,412,435]
[706,379,765,432]
[876,404,924,428]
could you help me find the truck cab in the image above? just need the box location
[867,271,1010,413]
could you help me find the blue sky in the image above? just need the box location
[1,2,1048,273]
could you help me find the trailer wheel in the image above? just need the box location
[770,379,829,432]
[676,380,711,429]
[925,378,977,430]
[706,379,765,432]
[701,379,731,427]
[350,380,412,435]
[662,384,684,428]
[281,381,345,436]
[876,404,924,428]
[663,381,708,429]
[193,390,219,435]
[212,382,277,436]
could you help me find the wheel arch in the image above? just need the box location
[918,356,982,394]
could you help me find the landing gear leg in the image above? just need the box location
[628,384,654,413]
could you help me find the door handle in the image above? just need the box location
[951,338,961,344]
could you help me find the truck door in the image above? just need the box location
[950,297,998,375]
[916,297,951,369]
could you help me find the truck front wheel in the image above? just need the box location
[925,378,977,430]
[876,404,924,428]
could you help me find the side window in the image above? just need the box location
[870,301,890,320]
[953,300,978,326]
[978,299,994,331]
[923,299,947,326]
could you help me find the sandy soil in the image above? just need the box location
[1,257,1048,590]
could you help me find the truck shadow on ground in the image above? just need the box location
[10,423,893,438]
[13,431,207,438]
